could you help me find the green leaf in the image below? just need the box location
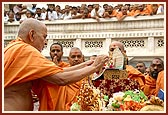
[112,103,120,108]
[104,95,109,101]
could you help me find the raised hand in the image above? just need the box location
[92,55,109,71]
[52,56,58,65]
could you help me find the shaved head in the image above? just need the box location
[109,41,125,53]
[69,47,82,56]
[18,18,46,40]
[68,47,84,66]
[17,18,47,52]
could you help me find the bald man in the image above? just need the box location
[65,47,86,110]
[4,18,109,111]
[109,41,145,89]
[67,47,85,66]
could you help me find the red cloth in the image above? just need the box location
[93,79,139,98]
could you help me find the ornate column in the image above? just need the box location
[75,38,82,49]
[147,36,155,54]
[41,39,53,57]
[105,37,112,53]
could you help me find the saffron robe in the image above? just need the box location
[126,65,145,90]
[32,61,70,111]
[65,78,85,110]
[142,74,156,97]
[65,65,87,110]
[4,38,63,88]
[155,71,164,96]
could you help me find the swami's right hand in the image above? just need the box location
[92,55,109,71]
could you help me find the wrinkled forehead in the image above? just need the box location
[109,43,121,50]
[70,51,82,56]
[152,59,162,64]
[137,63,144,66]
[110,43,116,48]
[51,44,62,50]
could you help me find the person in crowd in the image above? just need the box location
[55,5,62,20]
[127,4,138,16]
[116,4,123,12]
[142,58,164,97]
[156,4,164,15]
[76,6,81,14]
[4,18,109,111]
[34,7,46,21]
[71,6,82,19]
[71,7,90,19]
[81,4,87,9]
[109,41,145,89]
[135,61,147,75]
[87,4,93,18]
[7,3,162,22]
[13,4,27,21]
[26,10,35,18]
[7,10,16,23]
[134,4,151,17]
[61,5,72,20]
[91,4,105,22]
[146,4,154,15]
[31,4,37,13]
[79,4,87,14]
[124,4,131,14]
[42,7,47,15]
[103,4,110,18]
[65,47,86,110]
[4,10,9,23]
[20,10,34,23]
[103,5,117,18]
[116,6,128,21]
[47,4,57,21]
[144,67,150,76]
[80,8,91,19]
[103,4,109,11]
[150,4,158,15]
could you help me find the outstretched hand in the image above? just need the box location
[92,55,109,71]
[84,60,94,66]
